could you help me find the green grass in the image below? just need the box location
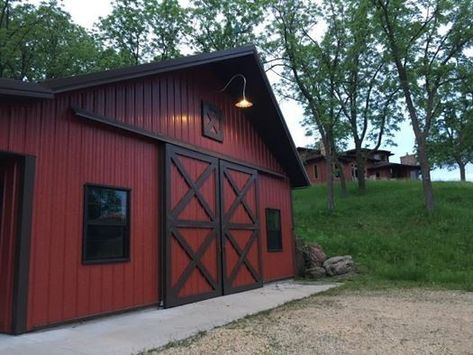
[293,180,473,291]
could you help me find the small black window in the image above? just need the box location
[266,208,282,252]
[352,164,358,178]
[313,164,318,179]
[83,184,130,263]
[334,164,341,178]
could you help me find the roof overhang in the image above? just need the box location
[0,79,54,100]
[368,163,421,170]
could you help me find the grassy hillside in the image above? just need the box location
[293,181,473,291]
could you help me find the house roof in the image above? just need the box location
[0,46,309,187]
[297,147,398,164]
[367,162,421,170]
[344,148,394,156]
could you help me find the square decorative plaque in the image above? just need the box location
[202,101,224,142]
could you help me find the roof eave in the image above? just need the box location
[0,86,54,100]
[251,53,310,188]
[41,46,258,94]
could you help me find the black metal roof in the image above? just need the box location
[40,46,257,93]
[1,46,310,187]
[0,78,54,99]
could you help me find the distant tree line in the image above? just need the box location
[1,0,472,211]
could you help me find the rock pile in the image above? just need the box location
[295,239,354,279]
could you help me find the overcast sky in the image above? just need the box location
[25,0,472,181]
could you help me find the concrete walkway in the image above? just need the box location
[0,281,337,355]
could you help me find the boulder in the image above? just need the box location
[306,266,327,279]
[306,244,327,267]
[323,255,354,276]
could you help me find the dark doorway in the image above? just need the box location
[0,153,35,334]
[0,157,19,333]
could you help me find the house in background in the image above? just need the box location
[0,46,309,335]
[298,147,421,184]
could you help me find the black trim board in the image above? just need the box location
[11,155,35,335]
[73,107,287,180]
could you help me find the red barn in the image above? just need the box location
[0,47,309,334]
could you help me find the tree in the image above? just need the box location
[327,0,402,192]
[427,62,473,181]
[145,0,187,61]
[372,0,473,211]
[0,0,118,80]
[188,0,268,52]
[96,0,151,65]
[96,0,187,64]
[265,0,350,210]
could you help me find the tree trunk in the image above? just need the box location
[459,162,466,182]
[375,6,435,211]
[324,142,335,210]
[335,158,347,197]
[417,141,435,211]
[355,147,367,192]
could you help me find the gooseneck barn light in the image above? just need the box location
[219,74,253,108]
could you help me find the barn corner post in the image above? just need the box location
[11,155,36,335]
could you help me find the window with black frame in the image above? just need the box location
[266,208,282,252]
[83,184,130,263]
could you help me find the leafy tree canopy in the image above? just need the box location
[188,0,268,52]
[0,0,117,80]
[96,0,188,64]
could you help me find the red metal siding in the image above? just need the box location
[76,69,284,175]
[259,175,294,281]
[0,158,21,333]
[0,99,159,330]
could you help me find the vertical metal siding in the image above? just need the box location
[76,68,284,174]
[0,97,159,330]
[258,174,295,281]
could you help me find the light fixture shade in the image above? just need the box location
[235,98,253,108]
[220,74,254,109]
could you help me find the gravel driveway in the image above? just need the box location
[157,288,473,354]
